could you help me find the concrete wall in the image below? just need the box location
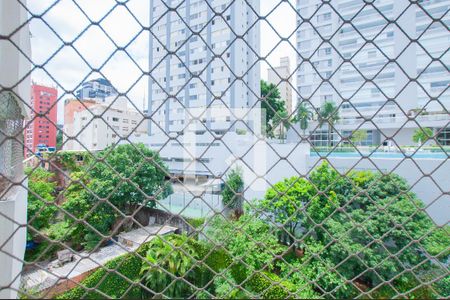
[0,183,28,299]
[308,156,449,226]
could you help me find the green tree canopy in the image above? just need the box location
[260,80,287,137]
[318,101,340,147]
[221,167,244,213]
[293,103,314,135]
[89,143,172,213]
[259,177,315,248]
[412,127,433,145]
[206,214,286,278]
[140,234,198,298]
[26,167,57,234]
[257,163,449,298]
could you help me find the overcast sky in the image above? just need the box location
[27,0,297,124]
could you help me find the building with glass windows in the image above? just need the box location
[75,78,118,102]
[295,0,449,146]
[148,0,260,136]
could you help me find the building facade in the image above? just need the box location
[63,97,148,151]
[24,84,58,157]
[148,0,260,136]
[295,0,450,146]
[268,57,293,114]
[75,78,118,102]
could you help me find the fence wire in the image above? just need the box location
[0,0,449,299]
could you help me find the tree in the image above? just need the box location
[26,167,57,235]
[61,144,173,250]
[318,101,340,147]
[259,177,314,249]
[260,80,287,137]
[294,103,314,136]
[221,167,244,218]
[272,110,291,140]
[350,129,368,146]
[412,127,433,146]
[206,214,286,277]
[62,172,117,250]
[56,129,63,150]
[261,163,449,298]
[89,143,172,213]
[140,234,198,298]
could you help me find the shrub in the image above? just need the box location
[140,235,198,298]
[221,167,244,211]
[246,271,309,299]
[26,167,57,233]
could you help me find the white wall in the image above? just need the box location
[0,183,28,299]
[0,1,30,298]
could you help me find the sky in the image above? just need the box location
[27,0,297,124]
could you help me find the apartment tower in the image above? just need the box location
[24,84,58,157]
[148,0,261,136]
[295,0,449,145]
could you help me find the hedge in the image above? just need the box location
[57,243,152,299]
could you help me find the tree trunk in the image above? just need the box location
[328,124,332,148]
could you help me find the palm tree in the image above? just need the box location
[140,235,198,298]
[272,110,291,141]
[294,103,314,136]
[318,101,340,147]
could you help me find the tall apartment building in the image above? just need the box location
[148,0,260,136]
[24,84,58,157]
[268,57,293,114]
[295,0,450,146]
[63,97,148,151]
[75,78,118,102]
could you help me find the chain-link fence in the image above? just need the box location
[1,0,449,299]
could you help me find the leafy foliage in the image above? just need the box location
[350,129,368,145]
[260,80,287,137]
[206,215,286,276]
[293,103,314,135]
[89,143,172,213]
[140,234,198,298]
[221,167,244,211]
[318,101,340,146]
[61,144,172,249]
[412,127,434,145]
[259,177,314,247]
[58,242,153,299]
[259,162,449,298]
[26,167,57,234]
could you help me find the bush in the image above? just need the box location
[26,167,58,233]
[221,167,244,210]
[186,217,206,229]
[246,271,304,299]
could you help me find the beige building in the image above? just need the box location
[64,97,148,151]
[268,57,293,114]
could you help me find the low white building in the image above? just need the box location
[138,131,310,200]
[64,97,148,151]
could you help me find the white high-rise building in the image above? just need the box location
[148,0,260,136]
[295,0,450,146]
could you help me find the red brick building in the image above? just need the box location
[24,84,58,158]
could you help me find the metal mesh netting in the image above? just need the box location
[1,0,449,299]
[0,92,24,195]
